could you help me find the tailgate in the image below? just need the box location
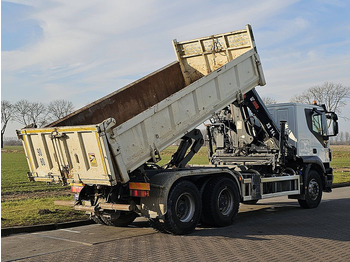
[18,122,118,186]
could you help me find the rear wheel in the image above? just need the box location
[148,218,169,234]
[91,214,106,225]
[164,180,201,235]
[201,177,240,227]
[298,170,323,209]
[101,211,138,227]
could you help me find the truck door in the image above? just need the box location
[305,108,330,163]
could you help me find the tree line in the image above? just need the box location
[262,82,350,113]
[331,131,350,145]
[291,82,350,117]
[1,82,349,148]
[1,99,74,147]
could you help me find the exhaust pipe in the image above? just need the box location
[54,200,133,212]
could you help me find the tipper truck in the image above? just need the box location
[18,25,339,235]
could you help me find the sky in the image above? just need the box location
[2,0,350,138]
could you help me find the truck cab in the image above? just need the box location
[267,103,338,163]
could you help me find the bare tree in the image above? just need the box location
[291,82,350,116]
[13,100,47,127]
[47,100,74,121]
[345,131,350,145]
[339,131,344,144]
[13,100,31,126]
[262,97,277,105]
[1,100,13,148]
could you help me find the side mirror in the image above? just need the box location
[333,121,339,136]
[326,112,339,137]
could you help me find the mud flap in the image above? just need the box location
[251,174,261,200]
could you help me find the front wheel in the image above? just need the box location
[298,170,323,209]
[164,180,201,235]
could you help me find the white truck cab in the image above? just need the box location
[267,103,338,163]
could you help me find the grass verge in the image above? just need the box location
[331,145,350,184]
[1,196,87,227]
[1,146,87,228]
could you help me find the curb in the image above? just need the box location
[2,220,94,237]
[332,182,350,188]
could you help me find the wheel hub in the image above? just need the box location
[217,187,234,216]
[175,193,195,223]
[308,179,320,201]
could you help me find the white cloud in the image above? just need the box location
[170,0,300,40]
[3,0,350,135]
[263,51,350,97]
[3,0,303,103]
[3,0,301,72]
[3,0,159,71]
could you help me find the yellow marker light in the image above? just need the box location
[129,182,150,191]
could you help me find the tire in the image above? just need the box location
[91,214,106,225]
[101,211,138,227]
[298,170,323,209]
[148,218,169,234]
[201,177,240,227]
[164,180,201,235]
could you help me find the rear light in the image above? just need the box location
[129,182,150,197]
[130,189,150,197]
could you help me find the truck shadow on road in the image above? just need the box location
[188,198,350,242]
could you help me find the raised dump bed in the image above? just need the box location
[47,62,186,127]
[48,25,258,128]
[19,25,265,186]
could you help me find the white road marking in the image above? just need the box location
[32,233,93,246]
[59,229,81,233]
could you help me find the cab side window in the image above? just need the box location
[305,108,330,148]
[312,114,323,135]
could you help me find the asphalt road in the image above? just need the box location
[2,187,350,262]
